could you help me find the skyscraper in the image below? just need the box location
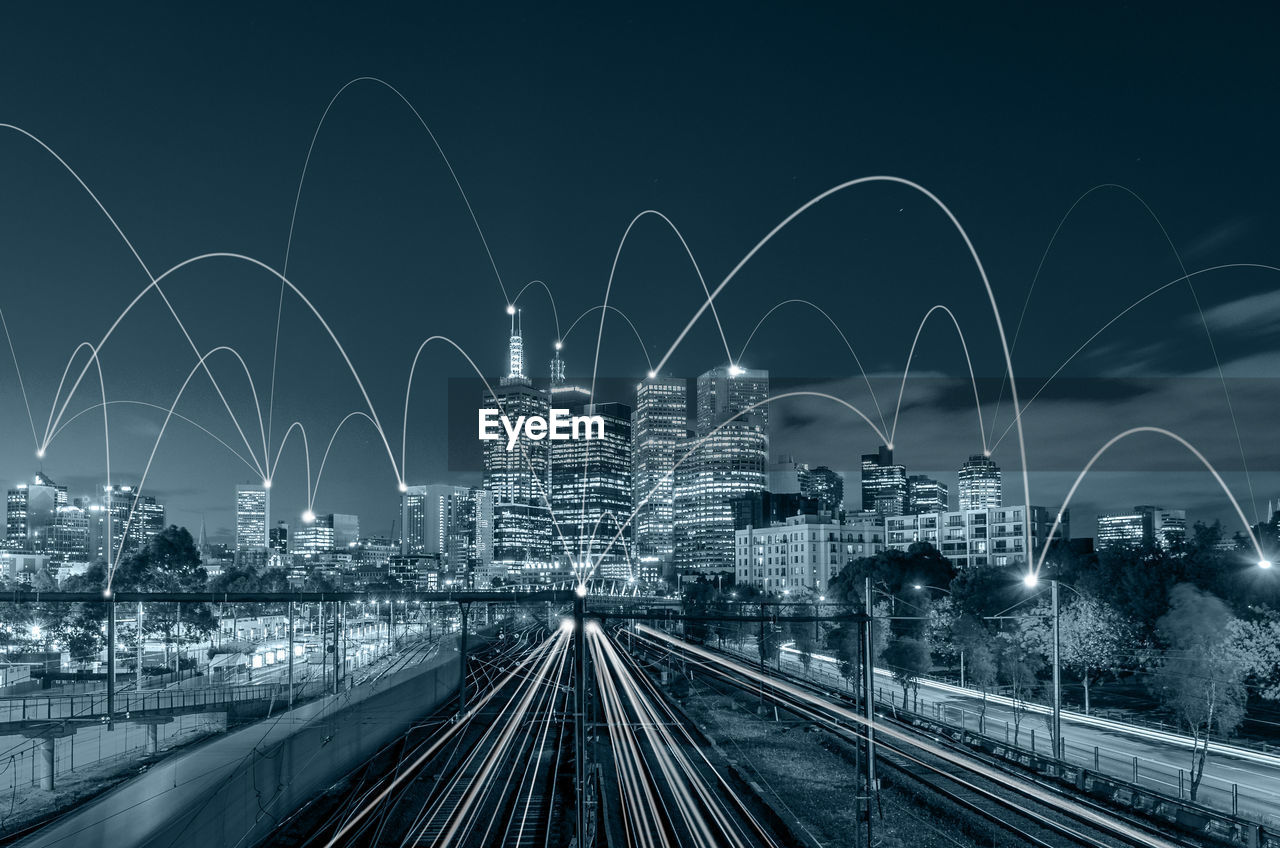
[907,474,948,514]
[673,364,769,575]
[800,465,844,514]
[90,485,164,562]
[401,484,493,581]
[958,454,1002,510]
[631,375,687,572]
[235,484,269,565]
[481,309,553,582]
[1096,505,1185,551]
[551,401,632,580]
[861,445,907,516]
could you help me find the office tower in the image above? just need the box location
[1096,505,1185,551]
[90,485,164,561]
[401,484,492,580]
[907,474,949,514]
[861,445,907,516]
[800,465,844,514]
[47,504,89,561]
[294,513,359,554]
[481,310,553,580]
[550,401,632,580]
[269,521,288,555]
[731,491,821,530]
[695,364,769,434]
[673,364,769,575]
[7,476,58,549]
[958,454,1002,510]
[767,455,803,494]
[631,375,687,573]
[235,484,270,565]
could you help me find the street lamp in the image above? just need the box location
[1019,572,1084,761]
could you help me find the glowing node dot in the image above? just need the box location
[886,443,894,451]
[1022,573,1039,589]
[506,304,516,315]
[575,583,588,597]
[102,589,112,598]
[1261,560,1274,570]
[555,341,562,351]
[262,479,271,489]
[36,449,44,459]
[398,482,408,493]
[984,449,992,457]
[302,510,316,523]
[727,363,745,377]
[646,370,656,379]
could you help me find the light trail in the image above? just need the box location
[1030,425,1265,576]
[636,625,1188,848]
[736,297,888,437]
[0,306,38,449]
[323,630,564,848]
[648,176,1033,561]
[560,304,653,374]
[511,278,562,341]
[890,303,987,453]
[271,75,510,455]
[592,209,732,397]
[987,262,1280,452]
[991,184,1260,523]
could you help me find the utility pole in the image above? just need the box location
[1052,579,1061,759]
[136,601,144,690]
[574,593,586,848]
[287,601,295,707]
[331,600,340,695]
[458,602,469,711]
[863,576,876,848]
[106,592,116,730]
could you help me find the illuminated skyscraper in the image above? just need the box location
[551,401,632,580]
[631,375,687,573]
[235,484,269,565]
[401,484,492,581]
[958,454,1002,510]
[481,310,553,582]
[907,474,949,514]
[861,445,907,516]
[673,365,769,575]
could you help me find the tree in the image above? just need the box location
[113,527,214,672]
[827,623,860,691]
[882,635,931,712]
[1228,607,1280,700]
[1020,595,1134,715]
[786,604,816,675]
[996,627,1045,745]
[951,614,997,726]
[1148,584,1248,801]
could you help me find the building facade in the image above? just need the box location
[235,484,270,566]
[861,445,907,516]
[957,454,1002,510]
[550,401,632,580]
[735,512,885,594]
[631,375,688,577]
[887,504,1062,569]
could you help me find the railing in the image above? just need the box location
[0,684,291,725]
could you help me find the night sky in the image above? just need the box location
[1,3,1278,543]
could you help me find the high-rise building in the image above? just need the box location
[631,375,687,575]
[89,485,164,562]
[6,477,59,549]
[673,365,769,575]
[481,310,553,582]
[958,454,1002,510]
[235,484,269,565]
[731,490,820,530]
[1096,505,1185,551]
[800,465,844,514]
[269,521,288,555]
[550,401,632,580]
[861,445,907,516]
[401,484,492,582]
[294,513,359,555]
[907,474,949,514]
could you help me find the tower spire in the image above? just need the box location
[504,307,527,384]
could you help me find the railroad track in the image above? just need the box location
[630,625,1203,848]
